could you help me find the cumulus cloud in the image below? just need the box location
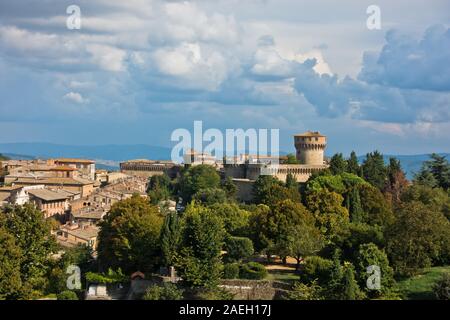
[0,0,449,149]
[293,25,450,124]
[63,92,88,104]
[359,25,450,92]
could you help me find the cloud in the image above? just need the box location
[63,92,88,104]
[359,24,450,91]
[292,25,450,124]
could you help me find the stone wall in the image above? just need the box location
[219,280,291,300]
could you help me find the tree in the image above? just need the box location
[97,195,164,273]
[347,186,365,223]
[285,280,323,300]
[224,236,254,262]
[0,227,22,299]
[385,157,409,205]
[221,176,237,199]
[400,184,450,221]
[425,153,450,190]
[354,243,394,297]
[0,204,57,299]
[286,153,299,164]
[147,174,172,205]
[209,203,250,236]
[339,223,385,261]
[288,223,324,270]
[330,153,347,175]
[359,184,394,227]
[142,283,183,300]
[193,188,227,205]
[361,151,387,190]
[285,173,298,190]
[253,175,300,206]
[386,201,450,276]
[433,273,450,300]
[252,175,279,204]
[160,213,182,267]
[47,244,94,295]
[175,203,225,288]
[341,263,361,300]
[250,200,314,261]
[305,189,350,241]
[301,256,333,286]
[179,165,221,203]
[347,151,360,175]
[326,251,363,300]
[57,290,79,300]
[414,167,438,188]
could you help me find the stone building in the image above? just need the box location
[53,158,96,180]
[120,159,180,178]
[224,131,329,201]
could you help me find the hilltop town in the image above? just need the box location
[1,131,449,301]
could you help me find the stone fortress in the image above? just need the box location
[223,131,329,183]
[119,130,329,202]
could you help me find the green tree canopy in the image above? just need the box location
[0,226,22,299]
[347,151,360,175]
[208,202,251,236]
[0,204,57,299]
[175,203,225,288]
[147,173,172,205]
[97,195,164,273]
[305,189,350,241]
[386,201,450,276]
[329,153,347,175]
[361,151,387,190]
[193,187,228,205]
[160,212,182,267]
[354,243,395,297]
[179,165,221,203]
[252,175,300,205]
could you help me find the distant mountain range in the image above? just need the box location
[0,143,172,170]
[0,142,448,179]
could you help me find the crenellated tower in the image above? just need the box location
[294,131,327,165]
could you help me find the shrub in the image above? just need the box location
[85,268,127,284]
[433,273,450,300]
[239,262,267,280]
[142,283,184,300]
[57,290,78,300]
[224,236,254,262]
[285,280,323,300]
[301,256,333,286]
[223,263,240,279]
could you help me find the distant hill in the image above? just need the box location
[0,143,172,168]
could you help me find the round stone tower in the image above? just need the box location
[294,131,327,165]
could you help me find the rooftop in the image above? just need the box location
[55,158,95,164]
[294,131,326,137]
[64,226,99,240]
[12,177,94,186]
[28,189,69,201]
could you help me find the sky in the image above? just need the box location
[0,0,449,156]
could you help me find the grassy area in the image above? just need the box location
[397,266,450,300]
[266,269,299,283]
